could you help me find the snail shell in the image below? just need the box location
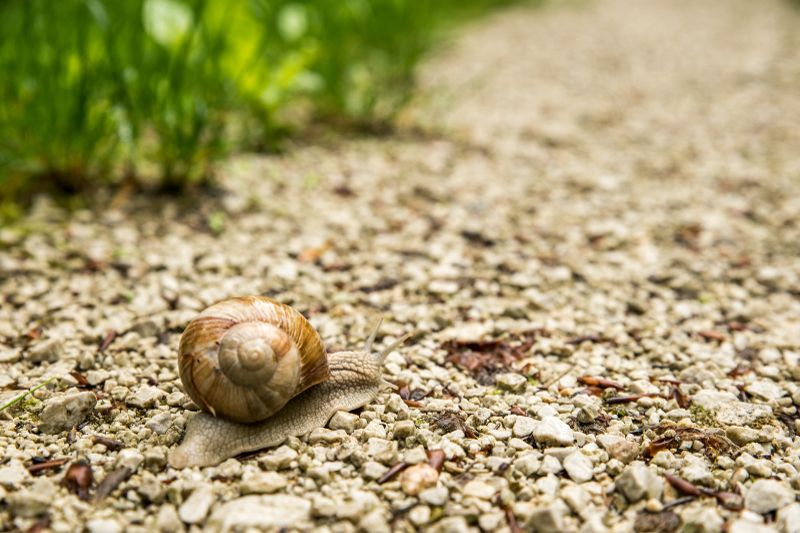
[177,296,330,423]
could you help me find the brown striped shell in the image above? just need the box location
[177,296,330,423]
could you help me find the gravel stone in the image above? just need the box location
[533,416,574,446]
[495,372,527,392]
[526,504,566,533]
[513,416,537,437]
[0,459,32,487]
[206,495,311,530]
[38,391,96,433]
[178,484,214,524]
[462,479,496,499]
[745,479,795,514]
[419,486,449,506]
[127,386,166,409]
[328,411,360,432]
[86,519,122,533]
[27,338,63,363]
[393,419,416,438]
[6,490,50,518]
[240,472,287,494]
[680,506,724,533]
[563,451,593,483]
[616,463,663,503]
[259,445,298,469]
[777,503,800,533]
[155,505,182,533]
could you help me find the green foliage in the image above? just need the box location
[0,0,527,202]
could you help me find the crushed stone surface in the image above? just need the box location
[1,0,800,531]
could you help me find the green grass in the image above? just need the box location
[0,0,531,206]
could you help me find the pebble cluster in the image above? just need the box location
[1,0,800,531]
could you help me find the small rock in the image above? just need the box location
[359,509,390,533]
[716,401,773,425]
[259,445,298,469]
[329,411,360,432]
[6,490,50,517]
[727,426,760,445]
[366,437,398,464]
[28,338,63,363]
[409,505,431,526]
[563,451,593,483]
[513,416,537,438]
[728,518,778,533]
[419,486,449,506]
[241,472,287,494]
[462,480,496,499]
[127,386,166,409]
[745,479,795,514]
[680,506,723,533]
[533,416,574,446]
[39,391,97,434]
[156,504,183,532]
[0,459,32,487]
[86,519,122,533]
[363,419,387,439]
[496,373,527,392]
[526,505,566,533]
[616,463,663,503]
[206,495,311,530]
[308,427,347,444]
[777,503,800,533]
[539,455,563,474]
[745,380,785,401]
[393,420,416,438]
[144,446,168,472]
[428,516,470,533]
[597,434,639,463]
[178,484,214,524]
[401,463,439,496]
[116,448,144,471]
[479,512,506,531]
[362,461,389,480]
[146,412,172,435]
[403,446,429,465]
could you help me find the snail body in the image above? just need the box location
[169,296,400,469]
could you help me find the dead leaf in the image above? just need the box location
[61,460,93,500]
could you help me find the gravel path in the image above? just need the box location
[2,0,800,531]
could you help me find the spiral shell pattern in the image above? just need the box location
[178,296,330,423]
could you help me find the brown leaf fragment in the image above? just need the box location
[27,457,69,476]
[634,510,681,532]
[664,473,701,496]
[69,371,90,387]
[434,411,477,438]
[671,387,690,409]
[377,462,408,484]
[94,467,133,502]
[98,329,117,353]
[567,334,615,346]
[92,435,124,451]
[502,504,525,533]
[711,491,743,510]
[510,406,527,416]
[427,449,445,473]
[298,241,332,263]
[697,330,725,342]
[61,460,93,500]
[442,331,540,385]
[358,277,399,293]
[606,393,661,405]
[660,496,697,511]
[578,376,625,390]
[727,364,751,378]
[645,436,679,459]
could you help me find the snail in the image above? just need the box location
[168,296,406,468]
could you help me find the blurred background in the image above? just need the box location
[0,0,526,218]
